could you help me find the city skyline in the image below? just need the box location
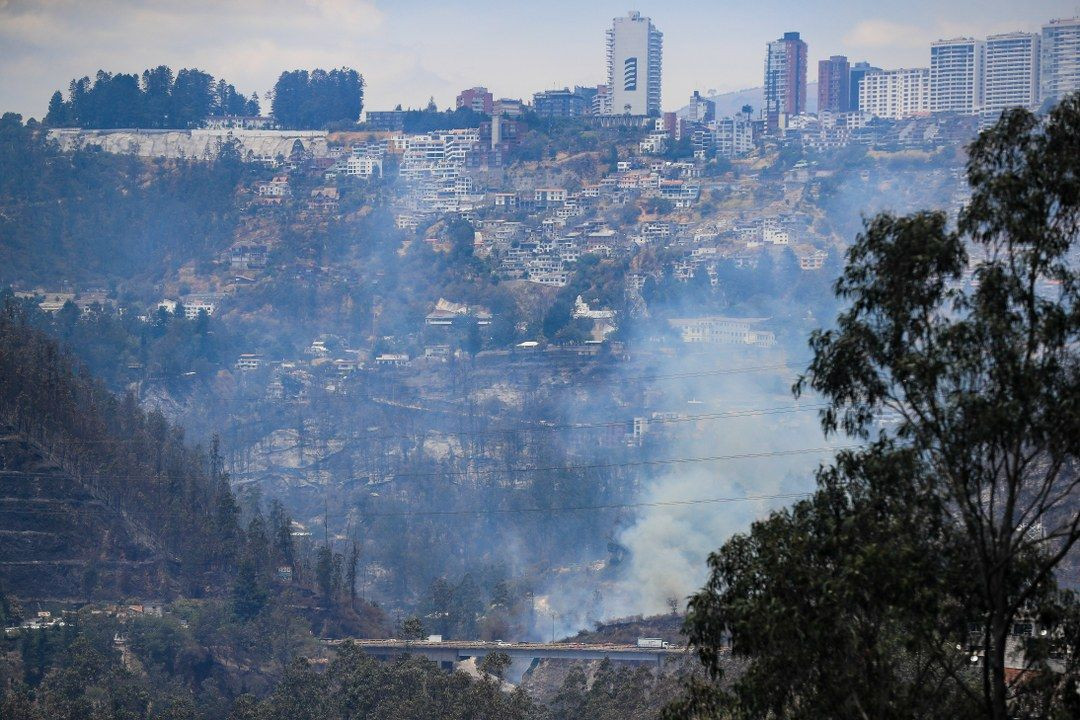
[0,0,1074,119]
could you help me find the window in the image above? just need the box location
[624,57,638,91]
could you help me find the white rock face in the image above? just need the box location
[46,128,331,160]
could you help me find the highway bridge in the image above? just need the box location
[328,638,684,672]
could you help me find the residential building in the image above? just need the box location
[605,11,663,115]
[765,31,809,129]
[365,110,405,131]
[424,298,492,327]
[1041,18,1080,104]
[533,188,568,208]
[593,84,612,115]
[532,88,588,118]
[493,98,525,117]
[793,245,829,270]
[848,61,882,110]
[159,296,217,319]
[492,192,519,210]
[573,85,600,113]
[714,113,755,157]
[235,354,264,371]
[984,32,1040,113]
[859,68,931,119]
[686,91,716,123]
[667,316,776,347]
[818,55,851,113]
[256,175,290,198]
[931,38,985,114]
[344,155,382,177]
[456,87,494,115]
[374,353,410,367]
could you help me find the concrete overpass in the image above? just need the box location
[330,638,684,672]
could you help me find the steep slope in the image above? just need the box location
[0,299,243,604]
[0,426,174,601]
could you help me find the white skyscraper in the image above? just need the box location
[605,11,663,116]
[1041,18,1080,104]
[931,38,985,114]
[859,68,931,119]
[984,32,1040,113]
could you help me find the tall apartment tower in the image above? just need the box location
[605,11,663,116]
[848,61,882,110]
[930,38,985,114]
[983,33,1040,113]
[1041,18,1080,104]
[764,31,808,128]
[817,55,851,113]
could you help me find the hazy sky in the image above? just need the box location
[0,0,1074,119]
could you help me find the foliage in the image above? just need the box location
[0,115,252,287]
[0,298,242,592]
[479,651,511,680]
[236,643,536,720]
[271,69,363,130]
[398,107,489,133]
[671,96,1080,719]
[44,66,258,128]
[551,659,686,720]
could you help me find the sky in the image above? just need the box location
[0,0,1075,119]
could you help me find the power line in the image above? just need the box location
[384,445,848,480]
[0,445,850,484]
[345,491,816,518]
[0,490,817,521]
[489,360,812,385]
[341,403,826,442]
[10,401,827,445]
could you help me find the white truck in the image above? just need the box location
[636,637,665,648]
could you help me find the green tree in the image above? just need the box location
[479,651,511,681]
[400,616,425,641]
[315,545,335,603]
[232,553,269,621]
[672,96,1080,720]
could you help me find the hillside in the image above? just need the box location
[0,427,175,602]
[0,299,241,603]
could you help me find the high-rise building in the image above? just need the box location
[456,87,493,115]
[930,38,985,114]
[983,32,1040,113]
[848,61,881,111]
[859,68,930,119]
[687,91,716,124]
[1041,18,1080,104]
[605,11,663,115]
[764,31,808,129]
[817,55,850,113]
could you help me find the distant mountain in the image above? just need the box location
[677,82,819,117]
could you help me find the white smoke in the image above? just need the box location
[605,365,833,616]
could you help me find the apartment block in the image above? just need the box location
[931,38,985,114]
[605,11,663,115]
[860,68,931,119]
[984,32,1040,113]
[818,55,851,113]
[1041,18,1080,104]
[765,31,809,129]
